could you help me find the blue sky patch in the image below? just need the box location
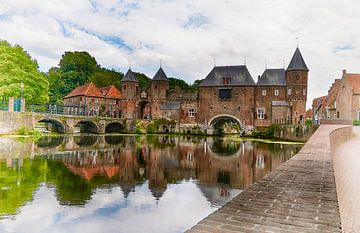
[333,44,355,53]
[183,13,209,28]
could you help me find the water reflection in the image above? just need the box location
[0,135,302,233]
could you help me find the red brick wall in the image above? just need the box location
[197,86,255,127]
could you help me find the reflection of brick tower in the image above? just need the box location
[150,67,169,119]
[121,69,138,119]
[286,47,309,124]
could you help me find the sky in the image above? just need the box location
[1,0,360,107]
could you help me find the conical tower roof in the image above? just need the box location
[152,67,169,82]
[286,47,309,71]
[122,69,138,82]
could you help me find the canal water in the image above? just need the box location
[0,135,302,233]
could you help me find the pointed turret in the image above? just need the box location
[285,47,309,124]
[152,67,169,82]
[122,69,138,82]
[286,47,309,71]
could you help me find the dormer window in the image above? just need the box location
[222,77,231,85]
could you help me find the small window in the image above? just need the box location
[222,77,231,85]
[334,101,337,109]
[210,105,213,112]
[219,89,231,100]
[123,85,126,90]
[154,84,158,89]
[94,98,98,103]
[238,106,241,112]
[262,90,266,96]
[257,108,265,119]
[274,89,279,96]
[80,96,83,101]
[288,88,292,95]
[188,108,196,117]
[303,89,306,96]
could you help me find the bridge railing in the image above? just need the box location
[26,104,87,116]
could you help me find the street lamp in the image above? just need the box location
[20,82,24,99]
[289,101,293,124]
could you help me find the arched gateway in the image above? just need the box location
[207,114,243,135]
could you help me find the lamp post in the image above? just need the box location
[20,82,24,99]
[289,101,293,124]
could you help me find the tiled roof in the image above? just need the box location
[153,67,169,81]
[312,95,327,107]
[160,102,181,110]
[100,85,121,99]
[287,47,309,71]
[346,73,360,94]
[305,109,313,118]
[199,65,255,87]
[122,69,138,82]
[257,69,286,86]
[64,83,103,98]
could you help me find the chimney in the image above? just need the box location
[342,69,346,75]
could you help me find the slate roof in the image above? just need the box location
[257,69,286,86]
[64,83,103,98]
[346,73,360,94]
[100,85,121,99]
[287,47,309,71]
[160,102,181,110]
[153,67,169,81]
[199,65,255,87]
[122,69,138,82]
[272,101,288,106]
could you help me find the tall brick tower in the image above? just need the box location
[285,47,309,124]
[121,68,138,119]
[150,67,169,119]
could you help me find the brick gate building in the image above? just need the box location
[64,47,309,134]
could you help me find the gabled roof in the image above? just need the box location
[346,73,360,94]
[153,67,169,82]
[100,85,121,99]
[257,69,286,86]
[122,69,138,82]
[287,47,309,71]
[64,82,103,98]
[199,65,255,87]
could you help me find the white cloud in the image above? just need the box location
[1,0,360,106]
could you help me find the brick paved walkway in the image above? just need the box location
[188,125,343,233]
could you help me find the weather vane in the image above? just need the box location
[160,59,162,68]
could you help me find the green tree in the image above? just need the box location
[58,51,99,98]
[48,67,65,104]
[134,72,151,89]
[89,68,123,89]
[0,40,49,104]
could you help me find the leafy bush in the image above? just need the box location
[16,127,41,137]
[353,119,360,125]
[146,123,157,134]
[305,119,313,125]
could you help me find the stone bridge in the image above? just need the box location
[0,111,133,134]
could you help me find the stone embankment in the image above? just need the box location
[189,124,352,233]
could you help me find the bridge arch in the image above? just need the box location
[208,114,243,135]
[37,118,65,133]
[74,120,98,134]
[105,122,125,133]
